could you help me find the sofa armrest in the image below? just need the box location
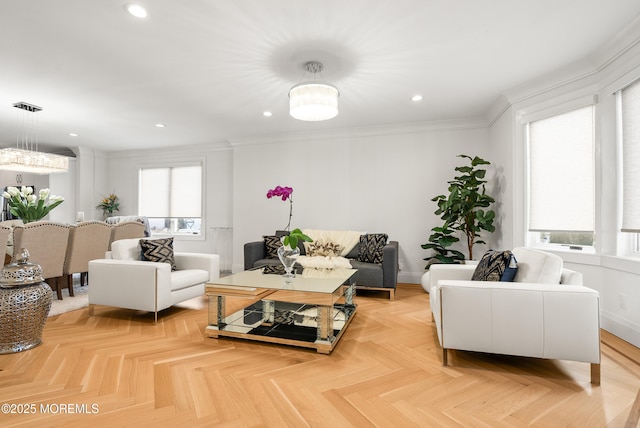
[175,252,220,281]
[382,241,399,289]
[88,259,173,312]
[429,264,476,289]
[244,241,266,270]
[437,280,600,363]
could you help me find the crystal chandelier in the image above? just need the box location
[289,61,339,121]
[0,102,69,174]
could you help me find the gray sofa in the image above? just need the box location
[244,231,399,299]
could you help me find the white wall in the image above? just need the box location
[231,123,493,280]
[104,144,233,254]
[486,102,515,250]
[75,13,640,348]
[486,21,640,347]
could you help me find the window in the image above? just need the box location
[620,78,640,234]
[138,164,202,236]
[526,105,595,248]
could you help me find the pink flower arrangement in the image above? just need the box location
[266,185,293,201]
[267,185,294,230]
[266,185,311,248]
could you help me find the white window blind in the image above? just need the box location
[621,79,640,232]
[139,165,202,218]
[139,168,170,216]
[528,105,595,232]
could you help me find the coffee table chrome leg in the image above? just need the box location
[207,295,225,337]
[345,282,355,305]
[343,281,357,318]
[316,305,334,347]
[262,300,275,325]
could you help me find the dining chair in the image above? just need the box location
[0,225,11,265]
[63,221,112,289]
[13,221,71,300]
[109,221,145,249]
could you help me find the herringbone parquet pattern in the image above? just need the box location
[0,284,638,427]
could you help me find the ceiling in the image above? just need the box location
[1,0,639,153]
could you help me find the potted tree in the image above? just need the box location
[422,154,496,268]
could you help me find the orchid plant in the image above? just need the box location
[266,185,311,248]
[3,186,64,223]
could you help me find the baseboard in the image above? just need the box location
[601,310,640,348]
[399,271,423,285]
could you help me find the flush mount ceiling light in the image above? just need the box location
[0,102,69,174]
[289,61,339,122]
[124,3,148,18]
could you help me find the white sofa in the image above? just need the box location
[424,247,601,384]
[88,238,220,322]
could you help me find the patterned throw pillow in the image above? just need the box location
[471,250,518,282]
[263,235,282,259]
[140,238,177,271]
[262,265,285,275]
[306,240,344,257]
[357,233,388,264]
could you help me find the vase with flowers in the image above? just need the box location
[3,186,64,223]
[266,185,312,282]
[96,193,120,219]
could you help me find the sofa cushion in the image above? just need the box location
[471,250,518,282]
[357,233,388,264]
[263,235,282,259]
[349,260,384,287]
[170,269,209,291]
[301,229,362,256]
[511,247,563,284]
[140,237,177,271]
[111,238,142,261]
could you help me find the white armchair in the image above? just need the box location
[424,247,601,385]
[88,238,220,322]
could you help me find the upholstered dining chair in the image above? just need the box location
[13,221,71,300]
[0,225,11,264]
[109,221,145,249]
[63,221,112,289]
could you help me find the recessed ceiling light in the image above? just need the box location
[125,4,148,18]
[411,94,423,102]
[155,123,165,128]
[69,133,78,137]
[263,111,272,117]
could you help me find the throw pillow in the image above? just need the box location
[357,233,388,264]
[140,238,177,271]
[262,265,285,275]
[306,240,344,257]
[263,235,282,259]
[471,250,518,282]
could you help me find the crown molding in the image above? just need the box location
[486,15,640,125]
[227,117,489,147]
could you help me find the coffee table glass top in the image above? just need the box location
[209,268,357,294]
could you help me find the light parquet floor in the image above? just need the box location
[0,284,639,427]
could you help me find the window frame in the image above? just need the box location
[137,159,205,241]
[616,78,640,257]
[518,95,598,253]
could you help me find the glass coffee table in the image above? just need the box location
[205,268,357,354]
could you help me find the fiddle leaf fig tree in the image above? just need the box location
[421,224,465,267]
[422,154,496,267]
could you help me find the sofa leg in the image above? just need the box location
[442,348,448,366]
[88,304,95,316]
[154,311,158,324]
[389,289,395,301]
[591,363,601,386]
